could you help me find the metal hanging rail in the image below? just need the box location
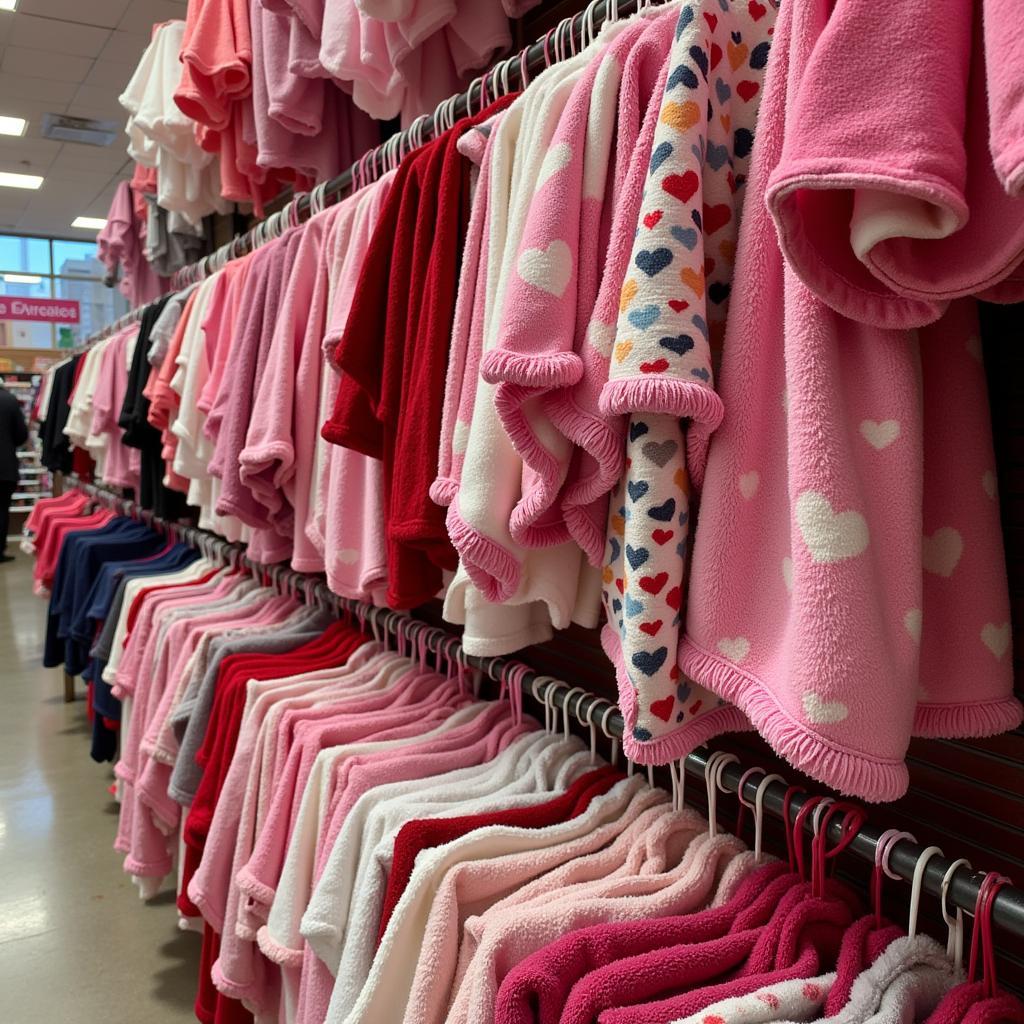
[65,476,1024,944]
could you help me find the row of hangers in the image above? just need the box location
[69,477,1024,967]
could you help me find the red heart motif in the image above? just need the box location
[643,210,663,230]
[757,995,781,1009]
[709,43,723,71]
[703,203,732,236]
[615,578,625,594]
[803,984,821,1001]
[668,299,689,313]
[652,529,674,545]
[689,699,703,714]
[650,696,675,723]
[749,0,766,18]
[737,80,760,102]
[704,1016,725,1024]
[704,257,716,277]
[639,619,663,637]
[666,585,682,611]
[727,170,737,194]
[662,171,699,204]
[669,664,680,681]
[639,572,668,595]
[703,11,718,30]
[640,359,670,374]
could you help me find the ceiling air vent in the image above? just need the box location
[40,113,119,147]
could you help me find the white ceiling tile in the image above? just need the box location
[0,136,62,176]
[96,28,148,65]
[49,144,128,172]
[117,0,186,34]
[10,14,112,58]
[66,82,128,119]
[17,0,131,29]
[81,58,136,90]
[2,46,93,83]
[0,71,78,104]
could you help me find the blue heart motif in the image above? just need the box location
[623,506,632,521]
[689,46,709,80]
[691,141,704,163]
[635,248,673,278]
[625,544,649,570]
[678,510,690,526]
[691,208,702,230]
[668,64,699,90]
[676,541,687,558]
[715,78,731,104]
[692,314,708,339]
[632,647,668,676]
[734,128,754,159]
[670,225,699,250]
[625,593,645,617]
[691,367,710,381]
[627,480,650,503]
[611,597,622,613]
[650,141,673,174]
[676,682,692,702]
[608,536,621,563]
[706,141,729,171]
[627,304,661,331]
[648,498,677,522]
[675,5,694,38]
[659,334,695,357]
[750,41,770,68]
[633,726,653,741]
[731,30,741,43]
[629,421,650,443]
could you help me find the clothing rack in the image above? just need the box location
[85,0,665,338]
[169,0,664,290]
[66,476,1024,946]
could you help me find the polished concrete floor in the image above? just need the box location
[0,555,200,1022]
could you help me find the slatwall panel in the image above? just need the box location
[432,0,1024,983]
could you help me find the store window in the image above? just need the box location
[0,234,129,350]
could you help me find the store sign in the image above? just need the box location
[0,297,80,323]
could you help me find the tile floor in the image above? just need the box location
[0,554,200,1022]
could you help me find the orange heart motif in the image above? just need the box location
[614,340,633,363]
[728,40,749,71]
[680,266,705,298]
[661,100,700,132]
[619,278,638,312]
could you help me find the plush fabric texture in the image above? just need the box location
[678,0,1021,801]
[446,830,753,1024]
[765,0,1024,324]
[598,0,774,762]
[325,777,658,1024]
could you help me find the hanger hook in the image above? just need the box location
[908,846,945,939]
[940,858,971,972]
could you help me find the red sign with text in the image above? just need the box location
[0,297,80,323]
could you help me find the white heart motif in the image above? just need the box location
[537,142,572,189]
[518,239,573,298]
[802,692,849,725]
[717,637,750,663]
[859,419,900,450]
[452,420,470,455]
[781,556,794,593]
[337,549,359,565]
[922,527,963,578]
[795,491,869,564]
[981,622,1010,659]
[903,608,922,644]
[983,470,998,500]
[588,320,615,359]
[738,471,760,500]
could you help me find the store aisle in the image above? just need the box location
[0,556,199,1023]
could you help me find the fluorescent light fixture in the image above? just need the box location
[0,171,42,190]
[71,216,107,230]
[0,116,27,137]
[3,274,41,284]
[0,0,17,11]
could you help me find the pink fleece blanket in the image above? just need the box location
[678,0,1022,801]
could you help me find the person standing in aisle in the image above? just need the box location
[0,378,28,563]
